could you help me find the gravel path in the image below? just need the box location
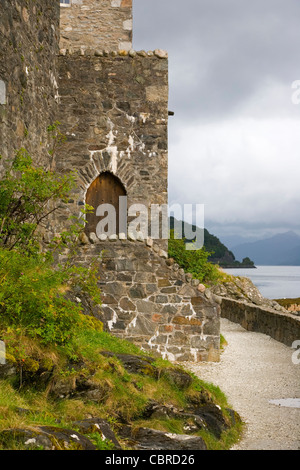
[186,318,300,450]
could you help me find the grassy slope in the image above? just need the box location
[0,327,244,450]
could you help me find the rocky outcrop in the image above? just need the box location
[0,350,241,451]
[0,426,97,450]
[119,425,207,450]
[73,418,122,449]
[210,275,287,312]
[49,353,198,402]
[0,417,122,450]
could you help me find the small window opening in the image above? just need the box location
[60,0,72,7]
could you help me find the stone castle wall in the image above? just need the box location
[67,236,221,362]
[60,0,133,52]
[0,0,60,168]
[0,1,222,363]
[55,48,221,362]
[55,49,169,249]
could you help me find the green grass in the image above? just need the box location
[0,325,243,450]
[73,329,150,361]
[274,297,300,308]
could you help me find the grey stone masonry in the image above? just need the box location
[0,0,60,170]
[60,0,133,52]
[65,236,221,362]
[0,1,222,363]
[55,50,169,251]
[220,297,300,348]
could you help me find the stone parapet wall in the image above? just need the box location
[60,0,133,52]
[220,297,300,347]
[0,0,60,168]
[68,237,221,362]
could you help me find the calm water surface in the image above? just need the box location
[223,266,300,299]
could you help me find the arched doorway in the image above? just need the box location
[85,172,127,236]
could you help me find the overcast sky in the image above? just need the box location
[133,0,300,245]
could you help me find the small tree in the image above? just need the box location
[0,147,101,348]
[0,148,75,252]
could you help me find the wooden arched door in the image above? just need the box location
[85,172,126,236]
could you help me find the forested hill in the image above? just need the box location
[169,217,255,268]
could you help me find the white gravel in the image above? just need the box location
[186,318,300,450]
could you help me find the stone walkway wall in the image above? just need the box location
[220,297,300,348]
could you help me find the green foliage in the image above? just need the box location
[0,148,75,252]
[203,228,235,260]
[0,145,243,451]
[0,248,99,346]
[0,146,101,350]
[89,432,115,450]
[241,257,255,267]
[74,329,149,362]
[168,230,221,283]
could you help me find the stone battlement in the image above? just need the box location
[59,48,168,59]
[60,0,133,52]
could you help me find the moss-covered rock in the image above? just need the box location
[0,426,96,450]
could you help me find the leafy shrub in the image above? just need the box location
[0,148,75,252]
[0,147,101,349]
[168,230,221,284]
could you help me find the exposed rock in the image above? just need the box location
[0,426,96,450]
[50,368,111,401]
[119,425,207,450]
[89,232,98,244]
[154,49,168,59]
[191,403,230,439]
[73,418,121,449]
[101,352,159,378]
[161,367,193,390]
[141,400,207,433]
[141,400,182,419]
[79,232,89,245]
[0,360,16,379]
[210,276,287,312]
[197,283,206,293]
[286,303,300,315]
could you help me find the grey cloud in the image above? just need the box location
[134,0,300,121]
[134,0,300,240]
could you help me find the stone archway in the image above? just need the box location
[85,171,127,236]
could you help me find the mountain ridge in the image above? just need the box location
[232,231,300,266]
[169,217,255,268]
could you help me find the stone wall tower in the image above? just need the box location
[54,0,221,362]
[56,0,169,249]
[0,0,221,362]
[60,0,133,52]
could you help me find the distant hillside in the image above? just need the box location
[169,217,255,268]
[232,231,300,266]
